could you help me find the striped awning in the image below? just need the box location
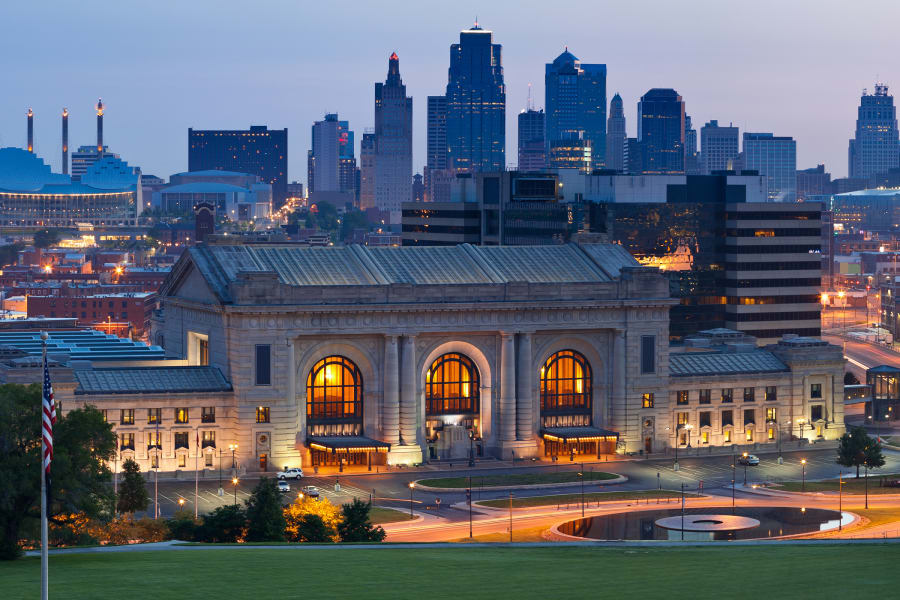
[307,435,391,453]
[540,427,619,443]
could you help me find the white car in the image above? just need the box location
[277,467,304,480]
[300,485,320,499]
[277,480,290,493]
[738,454,760,466]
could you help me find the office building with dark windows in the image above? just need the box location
[188,125,287,209]
[374,52,413,223]
[742,132,797,202]
[638,88,685,174]
[517,108,546,172]
[848,83,899,181]
[606,93,626,172]
[700,120,739,174]
[425,95,450,202]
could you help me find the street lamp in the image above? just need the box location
[217,448,224,497]
[801,459,807,492]
[731,454,736,514]
[684,423,694,450]
[742,452,749,485]
[838,291,846,331]
[672,424,681,471]
[838,472,844,531]
[178,497,185,510]
[408,482,415,517]
[578,467,585,517]
[864,459,869,510]
[797,418,807,443]
[232,476,239,506]
[229,443,238,470]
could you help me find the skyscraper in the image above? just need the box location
[544,48,607,170]
[445,24,505,174]
[359,132,376,211]
[605,93,626,172]
[425,95,448,201]
[637,89,685,174]
[188,125,288,208]
[517,108,545,171]
[374,52,413,224]
[849,82,899,180]
[743,132,797,202]
[684,115,699,174]
[700,120,739,174]
[308,115,341,193]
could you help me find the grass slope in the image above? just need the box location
[779,473,900,494]
[419,470,617,489]
[4,546,900,599]
[476,489,699,509]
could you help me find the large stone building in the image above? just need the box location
[49,243,845,475]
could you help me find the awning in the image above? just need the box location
[307,435,391,454]
[540,427,619,443]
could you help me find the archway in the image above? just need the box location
[425,352,481,461]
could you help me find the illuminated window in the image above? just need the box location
[701,431,709,444]
[147,431,162,450]
[199,339,209,366]
[540,350,592,426]
[767,427,775,440]
[307,356,363,428]
[721,388,733,403]
[178,454,186,468]
[101,409,108,422]
[745,428,753,442]
[175,408,189,424]
[148,408,161,424]
[121,409,134,425]
[202,431,216,448]
[765,386,777,401]
[642,393,654,408]
[120,432,135,450]
[205,453,213,467]
[724,429,732,443]
[256,406,270,423]
[426,353,480,415]
[151,453,159,469]
[677,390,689,405]
[677,412,689,426]
[766,407,777,422]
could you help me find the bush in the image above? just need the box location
[49,514,99,548]
[197,505,246,543]
[338,498,386,543]
[284,497,341,542]
[133,517,168,542]
[166,510,200,541]
[293,514,331,543]
[245,478,286,542]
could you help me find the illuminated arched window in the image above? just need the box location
[540,350,592,416]
[306,356,363,425]
[426,353,480,415]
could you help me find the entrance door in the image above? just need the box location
[259,453,268,472]
[644,437,653,453]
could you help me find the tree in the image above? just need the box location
[0,386,115,559]
[0,243,24,269]
[837,425,883,478]
[197,505,246,543]
[244,478,285,542]
[338,498,386,543]
[284,496,341,542]
[166,510,199,541]
[339,209,371,242]
[116,458,148,514]
[33,229,61,249]
[844,372,860,385]
[293,513,330,543]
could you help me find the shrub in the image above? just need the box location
[284,496,342,542]
[197,505,246,543]
[338,498,386,543]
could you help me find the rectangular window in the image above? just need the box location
[205,453,213,467]
[174,432,189,449]
[151,453,159,469]
[677,412,689,426]
[255,344,272,386]
[699,411,711,428]
[178,454,186,468]
[765,386,777,401]
[101,409,108,422]
[677,390,689,405]
[199,338,209,366]
[722,410,734,427]
[811,405,824,421]
[768,427,775,440]
[147,431,161,450]
[256,406,271,423]
[175,408,189,424]
[120,432,135,450]
[743,387,755,403]
[810,383,822,399]
[766,407,777,422]
[699,389,711,405]
[721,388,733,403]
[642,393,654,408]
[743,409,755,426]
[746,428,754,442]
[202,407,216,423]
[724,429,732,443]
[202,431,216,448]
[148,408,161,424]
[701,431,709,444]
[640,335,656,374]
[121,409,134,425]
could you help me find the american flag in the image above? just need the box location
[42,352,56,480]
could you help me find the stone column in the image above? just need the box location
[612,329,626,439]
[500,332,517,443]
[400,335,417,445]
[382,335,400,445]
[516,332,533,440]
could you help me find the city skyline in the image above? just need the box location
[0,1,897,182]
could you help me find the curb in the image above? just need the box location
[412,474,627,493]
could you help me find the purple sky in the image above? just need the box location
[0,0,896,183]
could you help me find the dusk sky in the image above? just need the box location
[1,0,896,182]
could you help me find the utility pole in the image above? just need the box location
[508,492,513,543]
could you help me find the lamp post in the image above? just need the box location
[684,423,694,451]
[801,459,807,492]
[217,448,224,497]
[797,418,806,444]
[408,482,415,517]
[578,466,585,517]
[508,492,514,543]
[731,454,736,514]
[742,452,749,485]
[232,476,238,506]
[469,430,475,467]
[467,475,473,539]
[865,460,869,509]
[178,497,185,511]
[673,424,681,471]
[838,290,846,332]
[229,443,238,471]
[838,472,843,531]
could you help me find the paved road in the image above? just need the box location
[823,334,900,380]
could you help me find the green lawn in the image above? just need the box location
[369,506,416,524]
[418,470,618,489]
[476,489,699,509]
[4,546,900,598]
[778,473,900,494]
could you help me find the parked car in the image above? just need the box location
[738,454,760,466]
[277,467,304,480]
[300,485,320,499]
[277,480,291,493]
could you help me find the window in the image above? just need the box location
[178,454,186,468]
[767,427,776,440]
[147,431,161,450]
[427,353,480,415]
[766,407,777,422]
[101,409,108,422]
[151,453,159,469]
[148,408,161,424]
[721,388,733,403]
[202,407,216,423]
[642,393,654,408]
[811,405,824,421]
[539,350,592,427]
[677,412,689,426]
[205,453,213,467]
[256,406,270,423]
[174,432,189,449]
[743,409,755,426]
[746,428,754,442]
[724,429,732,443]
[699,412,711,428]
[810,383,822,399]
[743,387,755,403]
[677,390,689,406]
[640,335,656,374]
[199,338,209,366]
[121,409,134,425]
[700,431,709,444]
[175,408,189,424]
[307,356,363,427]
[699,389,711,405]
[722,410,734,427]
[255,345,271,386]
[765,386,777,401]
[202,431,216,448]
[120,433,134,450]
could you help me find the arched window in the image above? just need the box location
[540,350,592,417]
[426,353,480,415]
[306,356,363,425]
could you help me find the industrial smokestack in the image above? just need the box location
[62,108,69,175]
[27,108,33,153]
[96,98,104,152]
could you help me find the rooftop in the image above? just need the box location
[669,350,789,377]
[0,329,164,362]
[74,366,231,395]
[162,182,249,194]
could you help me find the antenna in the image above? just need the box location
[527,83,533,111]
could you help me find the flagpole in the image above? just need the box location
[194,429,199,520]
[40,331,49,600]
